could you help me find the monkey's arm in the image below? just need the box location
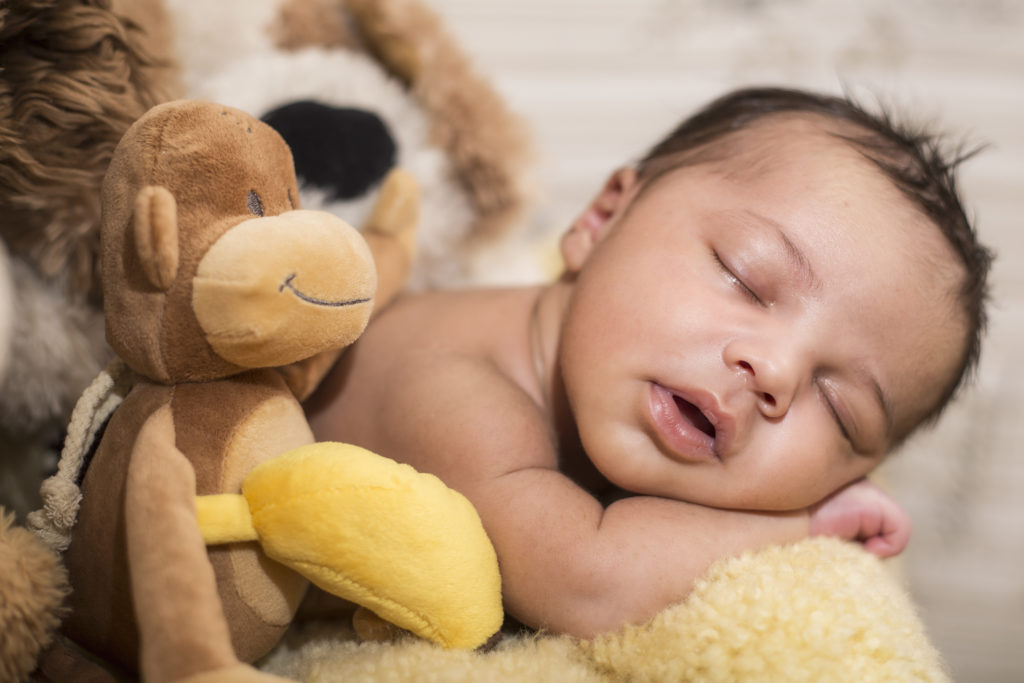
[125,404,277,682]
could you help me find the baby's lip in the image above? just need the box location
[648,383,735,462]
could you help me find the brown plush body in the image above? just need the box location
[54,100,416,681]
[63,373,313,673]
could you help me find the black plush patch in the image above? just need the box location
[262,100,397,201]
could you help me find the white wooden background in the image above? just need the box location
[424,1,1024,680]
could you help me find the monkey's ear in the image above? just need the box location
[134,185,179,291]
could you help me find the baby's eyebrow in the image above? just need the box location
[743,209,821,291]
[847,366,895,450]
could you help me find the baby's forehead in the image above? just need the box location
[699,117,947,249]
[708,114,884,177]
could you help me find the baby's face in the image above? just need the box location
[559,119,966,511]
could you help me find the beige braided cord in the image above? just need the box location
[27,358,135,553]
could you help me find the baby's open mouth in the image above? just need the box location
[673,396,716,438]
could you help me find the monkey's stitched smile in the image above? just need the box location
[279,273,371,307]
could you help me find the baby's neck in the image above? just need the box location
[527,279,571,411]
[529,279,618,498]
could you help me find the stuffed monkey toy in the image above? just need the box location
[39,99,422,682]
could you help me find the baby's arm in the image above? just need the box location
[481,470,810,637]
[488,471,909,636]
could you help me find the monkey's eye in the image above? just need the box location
[247,190,264,217]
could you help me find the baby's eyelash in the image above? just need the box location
[818,382,852,443]
[712,250,760,304]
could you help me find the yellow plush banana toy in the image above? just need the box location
[196,442,503,650]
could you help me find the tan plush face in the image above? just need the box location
[102,100,379,381]
[193,209,375,368]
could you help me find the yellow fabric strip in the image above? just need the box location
[195,494,257,545]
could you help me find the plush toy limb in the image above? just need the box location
[126,405,284,683]
[174,664,296,683]
[277,348,344,403]
[36,636,127,683]
[361,167,419,306]
[195,494,258,545]
[273,0,362,51]
[278,168,419,401]
[342,0,533,243]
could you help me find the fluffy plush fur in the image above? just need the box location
[258,539,950,682]
[0,242,11,379]
[0,509,68,683]
[0,0,182,518]
[581,539,948,682]
[0,0,178,290]
[0,0,187,316]
[0,260,108,517]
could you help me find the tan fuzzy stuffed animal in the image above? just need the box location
[29,99,438,682]
[0,508,68,683]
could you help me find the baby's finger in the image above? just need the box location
[861,513,912,558]
[862,535,899,558]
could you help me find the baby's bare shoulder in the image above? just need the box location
[342,288,556,482]
[381,347,557,482]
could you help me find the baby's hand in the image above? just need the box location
[808,478,911,558]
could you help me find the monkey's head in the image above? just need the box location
[101,100,376,383]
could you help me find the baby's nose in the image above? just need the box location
[727,348,800,419]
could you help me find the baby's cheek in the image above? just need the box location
[585,419,647,484]
[751,423,841,509]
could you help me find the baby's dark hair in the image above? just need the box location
[636,86,993,432]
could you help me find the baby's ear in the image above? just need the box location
[561,167,638,273]
[134,185,179,291]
